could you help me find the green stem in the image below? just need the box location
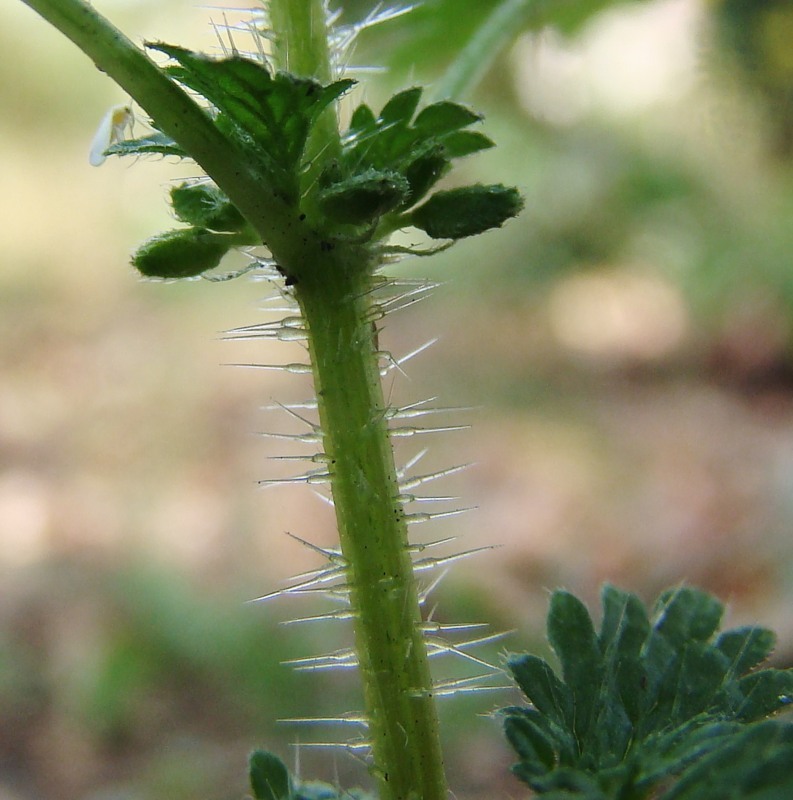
[268,0,342,204]
[433,0,537,101]
[270,4,448,799]
[297,255,447,800]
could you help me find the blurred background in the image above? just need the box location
[2,0,793,797]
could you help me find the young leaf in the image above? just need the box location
[662,721,793,799]
[132,227,234,279]
[507,654,572,731]
[378,86,423,127]
[413,100,482,136]
[349,103,377,136]
[147,43,354,200]
[716,626,776,676]
[317,169,410,225]
[653,586,724,646]
[106,131,188,159]
[410,184,523,239]
[441,130,495,158]
[170,182,249,232]
[401,147,450,208]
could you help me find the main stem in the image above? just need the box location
[271,3,448,797]
[297,260,447,800]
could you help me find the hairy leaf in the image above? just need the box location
[170,182,250,232]
[132,227,234,279]
[106,131,187,159]
[411,184,523,239]
[148,43,354,201]
[502,585,793,798]
[317,169,409,225]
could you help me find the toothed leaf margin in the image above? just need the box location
[501,585,793,797]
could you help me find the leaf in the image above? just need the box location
[349,103,377,136]
[132,227,233,279]
[148,43,354,200]
[413,100,482,136]
[317,169,409,225]
[170,182,249,232]
[378,86,423,127]
[504,709,558,772]
[401,148,450,207]
[501,585,793,798]
[735,670,793,721]
[653,586,723,647]
[662,721,793,799]
[411,184,523,239]
[249,750,292,800]
[106,131,187,159]
[716,626,777,676]
[508,654,572,730]
[441,130,494,158]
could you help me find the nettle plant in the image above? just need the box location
[20,1,793,799]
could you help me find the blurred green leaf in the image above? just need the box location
[250,750,291,800]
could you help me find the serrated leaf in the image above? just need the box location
[317,169,409,225]
[716,626,777,675]
[170,182,249,232]
[505,710,558,772]
[546,591,604,745]
[508,654,572,730]
[735,669,793,721]
[249,750,291,800]
[662,721,793,800]
[502,585,793,799]
[349,103,377,136]
[674,644,732,718]
[413,100,482,135]
[402,148,450,207]
[378,86,423,127]
[132,227,233,278]
[653,587,724,646]
[411,184,523,239]
[148,43,353,200]
[441,130,494,158]
[521,767,607,799]
[106,131,187,159]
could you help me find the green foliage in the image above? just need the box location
[713,0,793,154]
[106,130,187,159]
[248,751,375,800]
[411,184,523,239]
[317,168,410,225]
[341,0,652,77]
[250,750,291,800]
[337,87,495,215]
[169,182,250,233]
[132,227,241,279]
[502,585,793,799]
[149,43,354,204]
[101,45,519,277]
